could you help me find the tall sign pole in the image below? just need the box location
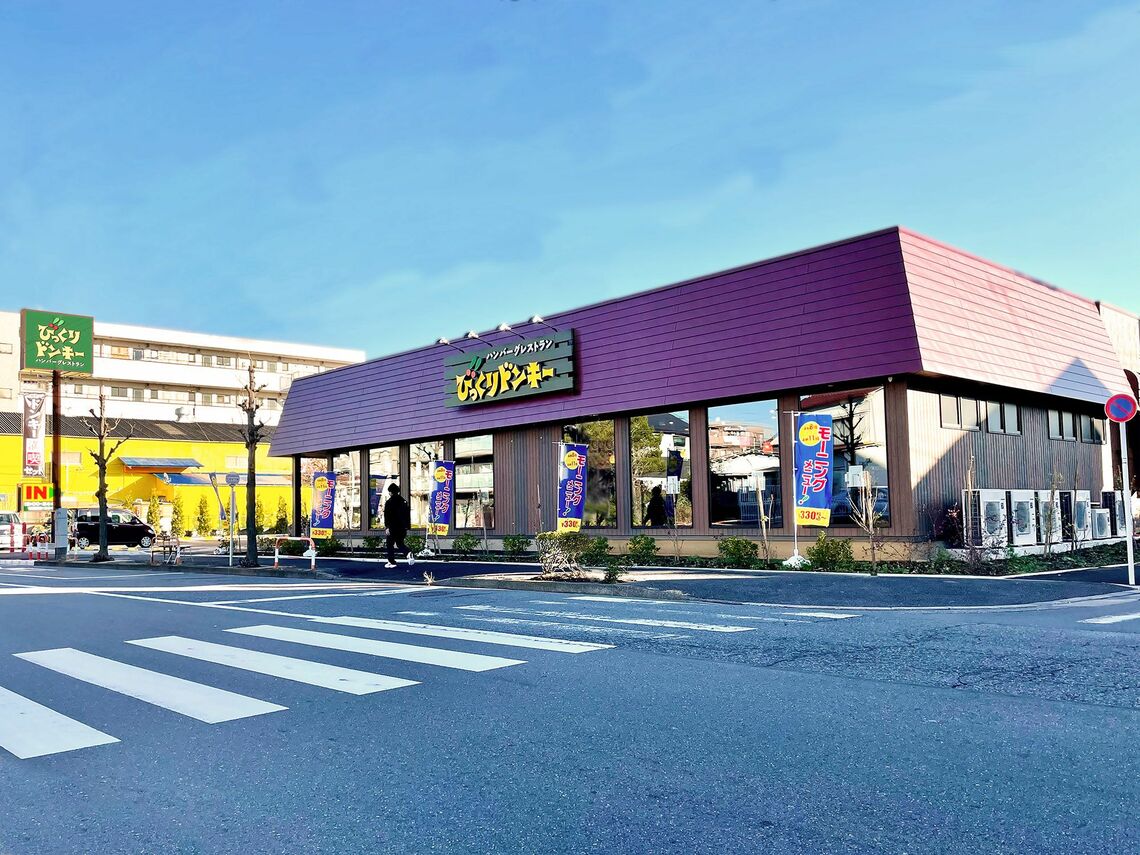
[1105,393,1138,587]
[52,370,62,513]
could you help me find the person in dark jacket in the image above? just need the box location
[383,483,415,568]
[643,485,668,527]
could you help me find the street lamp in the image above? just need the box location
[497,323,526,340]
[437,337,466,353]
[466,330,492,346]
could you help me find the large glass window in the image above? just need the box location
[799,386,889,524]
[367,446,401,529]
[333,451,361,530]
[708,400,782,527]
[630,412,692,527]
[410,440,444,528]
[455,435,495,529]
[562,420,617,527]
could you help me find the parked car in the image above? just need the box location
[0,511,24,550]
[73,508,155,549]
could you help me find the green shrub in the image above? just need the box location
[603,555,629,584]
[362,535,383,551]
[626,534,659,565]
[274,538,303,556]
[453,532,481,555]
[805,532,854,572]
[502,534,533,556]
[581,536,611,566]
[406,534,426,555]
[195,496,212,537]
[717,536,758,568]
[317,536,342,557]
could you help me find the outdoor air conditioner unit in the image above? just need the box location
[1092,508,1111,540]
[1102,490,1126,536]
[1035,490,1063,545]
[1074,490,1092,543]
[1006,490,1037,547]
[1056,490,1075,542]
[963,489,1007,548]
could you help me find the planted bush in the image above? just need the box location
[502,534,533,556]
[535,531,592,578]
[406,534,426,555]
[626,534,659,565]
[717,536,758,568]
[581,536,612,566]
[805,532,854,572]
[361,535,383,552]
[603,555,630,584]
[316,536,342,557]
[452,532,481,556]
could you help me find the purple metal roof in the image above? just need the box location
[270,227,1125,457]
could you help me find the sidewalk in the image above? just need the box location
[31,552,1133,610]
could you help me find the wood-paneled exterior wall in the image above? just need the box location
[907,385,1112,536]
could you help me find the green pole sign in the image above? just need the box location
[21,309,95,374]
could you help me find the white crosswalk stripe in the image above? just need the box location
[127,636,419,695]
[308,616,613,653]
[454,604,756,633]
[0,684,119,759]
[14,648,286,723]
[227,625,526,671]
[1080,612,1140,625]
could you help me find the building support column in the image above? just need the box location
[291,456,302,536]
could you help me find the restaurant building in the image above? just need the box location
[271,227,1138,556]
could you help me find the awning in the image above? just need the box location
[121,457,203,471]
[155,473,291,487]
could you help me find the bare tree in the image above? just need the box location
[83,388,132,563]
[851,470,886,574]
[238,361,268,567]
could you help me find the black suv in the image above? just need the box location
[73,508,156,549]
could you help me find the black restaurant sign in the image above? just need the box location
[445,330,575,407]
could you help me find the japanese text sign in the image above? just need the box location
[428,461,455,536]
[557,443,588,532]
[310,473,337,539]
[794,414,833,527]
[22,310,94,374]
[22,390,47,478]
[445,330,575,407]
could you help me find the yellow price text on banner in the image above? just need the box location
[429,523,450,536]
[795,507,831,527]
[311,528,332,539]
[558,518,582,531]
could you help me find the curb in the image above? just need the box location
[32,559,344,583]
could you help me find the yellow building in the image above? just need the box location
[0,418,294,536]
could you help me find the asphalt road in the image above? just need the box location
[2,563,1138,854]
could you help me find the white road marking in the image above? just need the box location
[203,586,423,605]
[572,596,688,605]
[455,605,754,633]
[308,616,612,653]
[1079,612,1140,625]
[128,636,419,695]
[397,611,441,617]
[0,685,119,759]
[787,611,860,620]
[461,615,687,639]
[227,625,525,672]
[14,648,286,723]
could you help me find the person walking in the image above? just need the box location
[383,483,415,569]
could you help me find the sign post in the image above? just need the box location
[1105,393,1137,587]
[225,472,240,567]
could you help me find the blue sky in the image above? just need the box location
[2,1,1138,357]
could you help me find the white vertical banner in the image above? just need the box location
[22,390,47,479]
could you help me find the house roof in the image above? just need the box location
[270,227,1127,457]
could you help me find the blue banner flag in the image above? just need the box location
[310,472,337,539]
[557,443,588,531]
[428,460,455,536]
[794,414,833,527]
